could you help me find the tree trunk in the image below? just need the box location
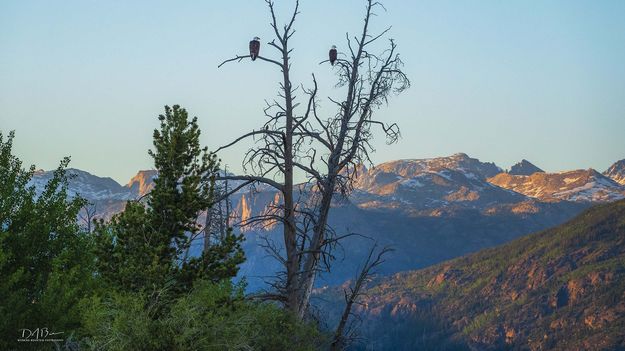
[278,38,301,314]
[297,175,335,318]
[297,51,359,316]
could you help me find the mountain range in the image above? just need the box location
[316,199,625,350]
[30,154,625,289]
[31,168,157,201]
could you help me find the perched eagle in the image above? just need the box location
[249,37,260,61]
[329,45,337,65]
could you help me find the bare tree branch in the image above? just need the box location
[331,244,394,350]
[218,54,283,68]
[214,129,284,154]
[217,0,408,320]
[214,175,283,192]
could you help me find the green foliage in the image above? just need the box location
[0,131,94,350]
[93,105,244,294]
[148,104,216,247]
[0,108,324,350]
[80,280,325,351]
[83,105,323,349]
[330,199,625,350]
[461,311,496,335]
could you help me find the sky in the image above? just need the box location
[1,0,624,184]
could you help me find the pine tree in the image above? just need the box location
[94,105,244,293]
[82,107,324,350]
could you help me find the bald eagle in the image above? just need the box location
[249,37,260,61]
[329,45,337,65]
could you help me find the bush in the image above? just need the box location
[80,280,326,351]
[0,131,94,350]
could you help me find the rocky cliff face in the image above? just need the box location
[604,159,625,185]
[509,159,544,176]
[126,170,157,198]
[317,200,625,351]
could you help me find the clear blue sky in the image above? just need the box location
[1,0,624,184]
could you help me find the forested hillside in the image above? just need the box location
[318,200,625,350]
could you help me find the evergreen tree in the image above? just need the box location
[82,106,325,350]
[94,105,244,293]
[0,120,323,351]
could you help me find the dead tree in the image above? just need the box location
[217,0,408,319]
[179,174,238,263]
[203,174,234,255]
[294,0,409,318]
[331,245,393,350]
[78,202,97,233]
[218,0,303,313]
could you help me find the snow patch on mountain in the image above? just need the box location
[400,179,424,188]
[554,181,624,202]
[488,169,625,203]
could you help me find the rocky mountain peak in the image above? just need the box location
[361,153,502,181]
[488,168,625,203]
[350,154,518,211]
[29,168,131,201]
[604,159,625,185]
[451,152,469,159]
[126,170,158,198]
[509,159,544,176]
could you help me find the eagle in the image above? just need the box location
[249,37,261,61]
[329,45,337,65]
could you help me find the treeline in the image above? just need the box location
[0,106,326,350]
